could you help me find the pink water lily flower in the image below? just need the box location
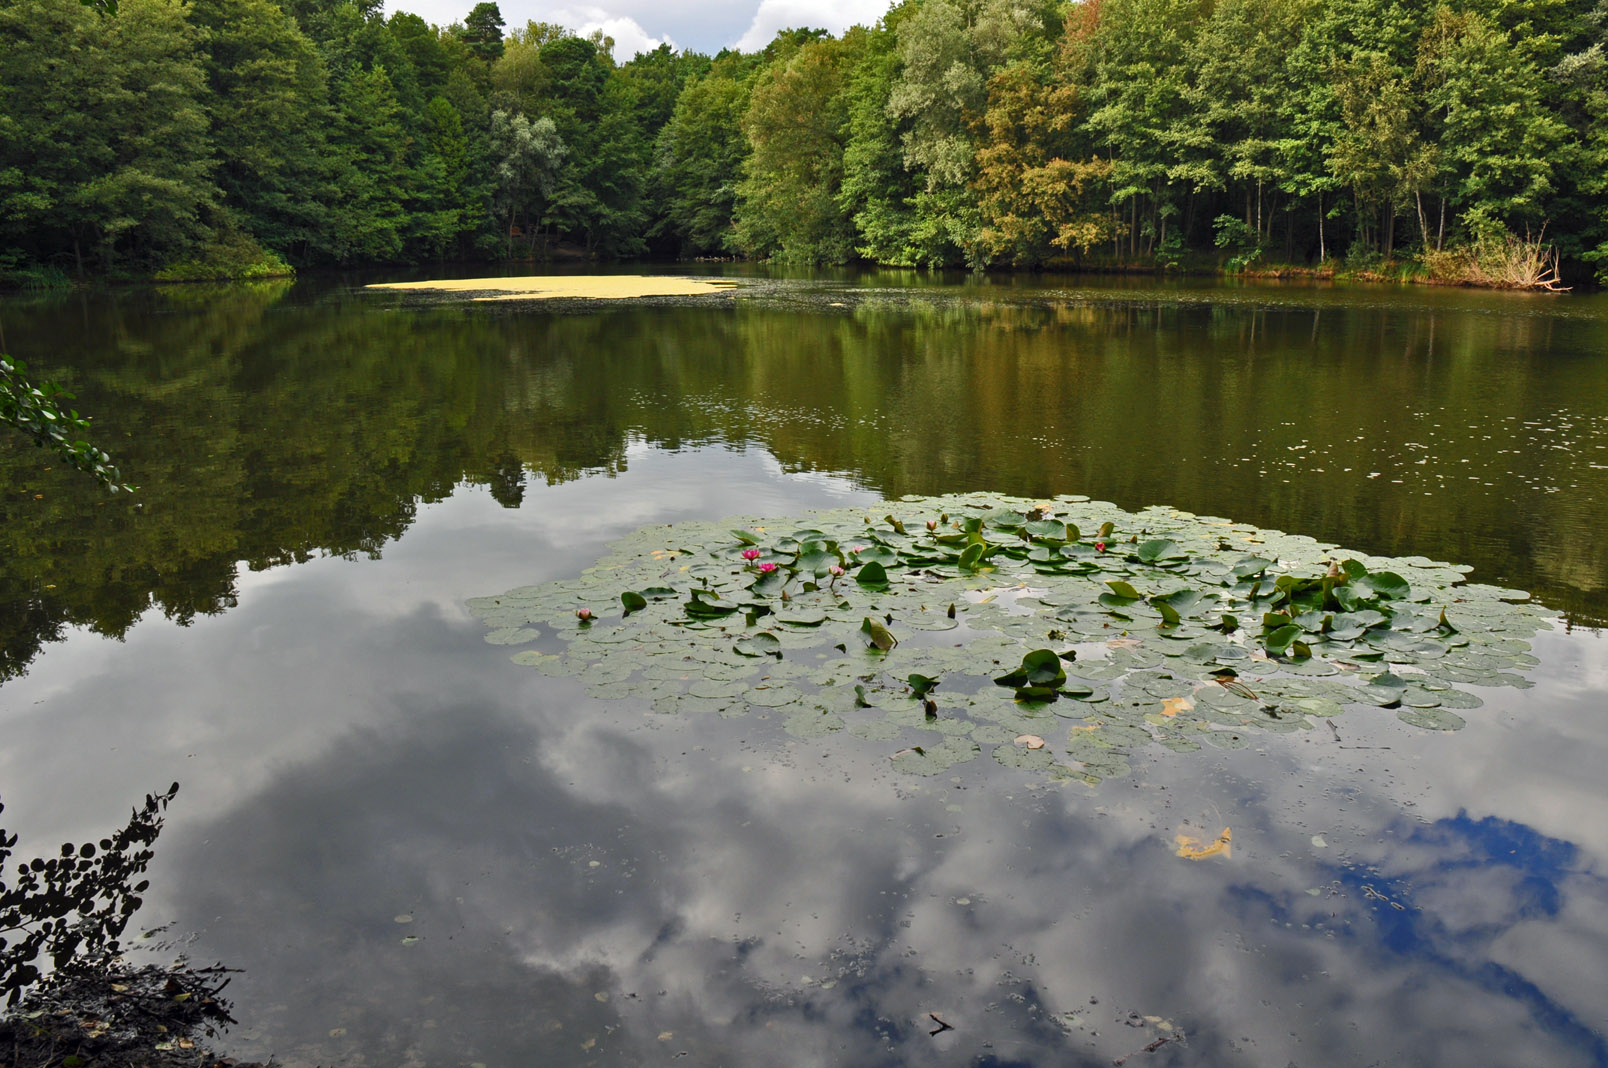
[757,562,778,574]
[741,548,761,561]
[576,607,593,621]
[828,565,845,577]
[1095,541,1106,553]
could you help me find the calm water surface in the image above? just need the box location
[2,269,1607,1066]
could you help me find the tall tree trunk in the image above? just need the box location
[1148,180,1159,256]
[1436,196,1446,251]
[1318,192,1326,263]
[1415,190,1429,251]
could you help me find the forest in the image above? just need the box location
[1,0,1605,283]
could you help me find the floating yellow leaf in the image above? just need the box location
[1160,697,1194,717]
[1015,734,1045,749]
[1174,827,1232,860]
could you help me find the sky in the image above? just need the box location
[386,0,895,60]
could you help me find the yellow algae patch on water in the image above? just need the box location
[364,275,738,301]
[1174,827,1232,860]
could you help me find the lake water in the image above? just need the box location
[3,269,1607,1066]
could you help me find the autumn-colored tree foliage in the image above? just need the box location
[973,11,1111,265]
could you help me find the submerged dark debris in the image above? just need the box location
[0,960,265,1068]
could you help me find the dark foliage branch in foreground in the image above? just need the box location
[0,783,179,1005]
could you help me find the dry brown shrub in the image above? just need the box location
[1422,228,1568,291]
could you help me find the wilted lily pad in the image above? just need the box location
[471,492,1552,786]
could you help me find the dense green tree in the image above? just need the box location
[327,66,410,260]
[389,11,451,95]
[1187,0,1313,254]
[619,44,709,134]
[187,0,334,260]
[618,44,711,248]
[533,35,650,255]
[1552,0,1607,278]
[489,21,555,114]
[1418,7,1567,239]
[1327,50,1434,256]
[0,0,111,267]
[838,16,920,264]
[0,0,216,272]
[735,33,862,262]
[488,109,566,257]
[404,94,479,257]
[652,56,756,254]
[1083,0,1210,259]
[885,0,988,264]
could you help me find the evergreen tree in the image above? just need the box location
[461,1,504,61]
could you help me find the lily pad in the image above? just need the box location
[734,633,783,658]
[994,649,1067,689]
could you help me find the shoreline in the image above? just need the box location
[0,256,1587,294]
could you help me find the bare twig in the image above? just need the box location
[1113,1034,1174,1065]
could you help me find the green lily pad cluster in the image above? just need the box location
[467,493,1551,785]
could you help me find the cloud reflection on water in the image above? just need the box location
[2,446,1605,1066]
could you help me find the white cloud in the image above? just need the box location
[385,0,893,57]
[385,0,677,61]
[542,4,676,60]
[733,0,891,51]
